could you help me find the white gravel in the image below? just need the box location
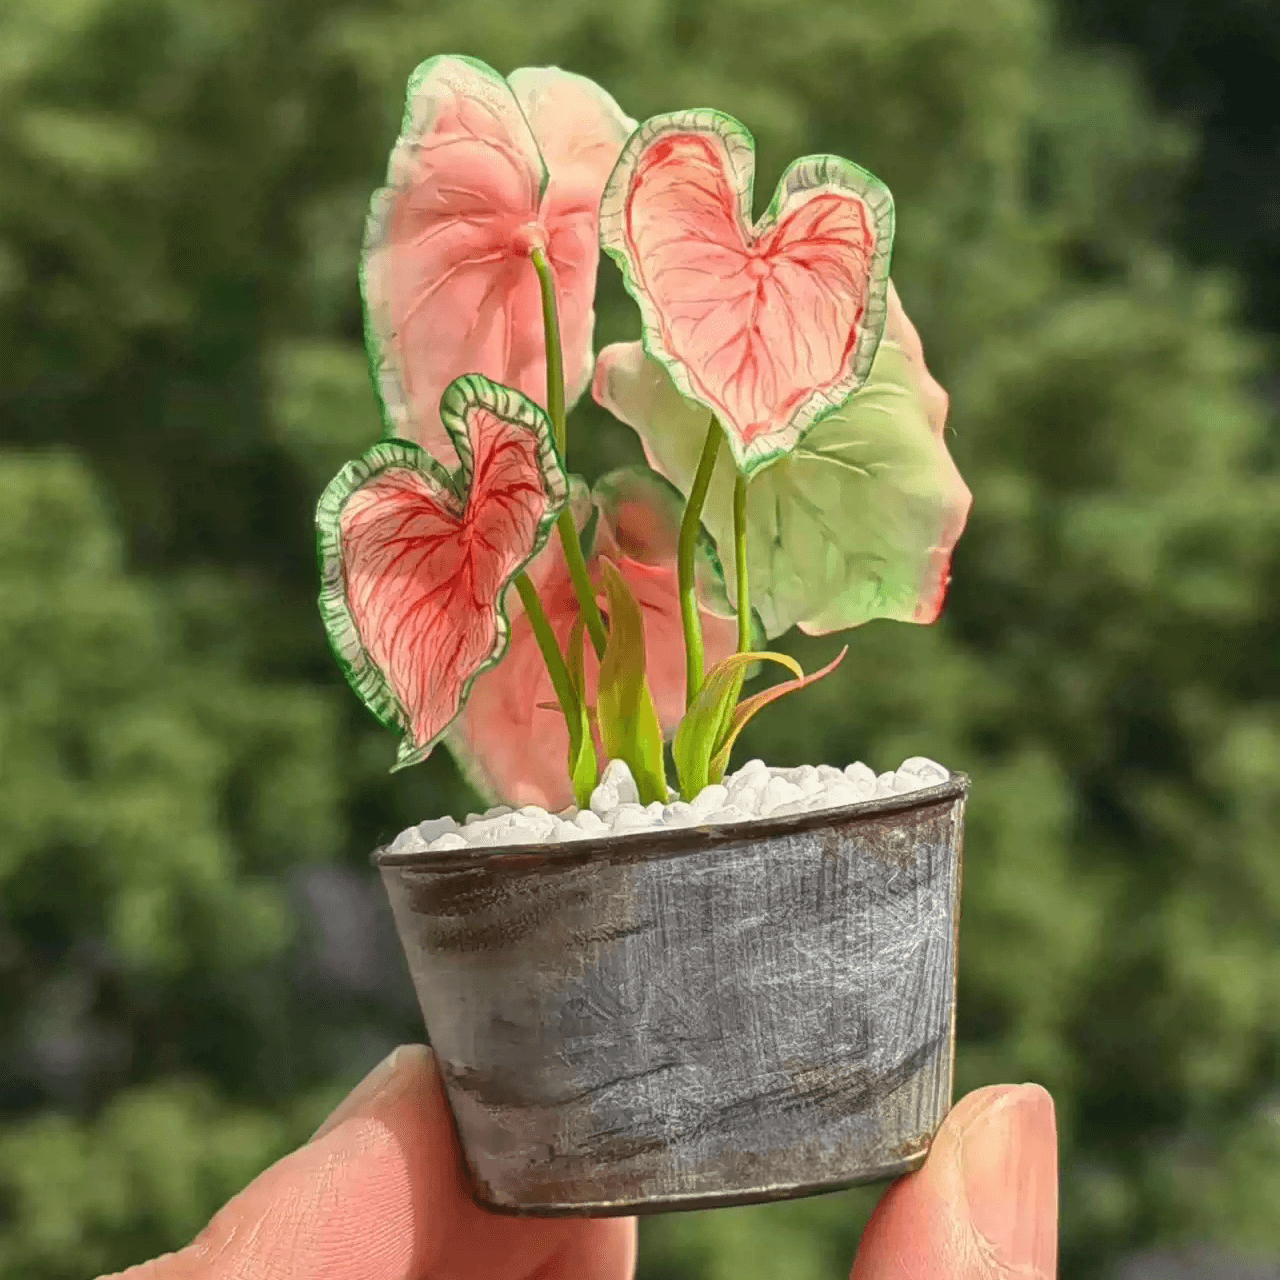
[387,756,952,854]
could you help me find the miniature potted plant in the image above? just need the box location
[316,56,972,1215]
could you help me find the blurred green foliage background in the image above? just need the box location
[1,0,1278,1276]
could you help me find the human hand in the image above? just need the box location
[106,1045,1056,1279]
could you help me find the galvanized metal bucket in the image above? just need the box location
[374,774,967,1216]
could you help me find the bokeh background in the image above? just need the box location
[2,0,1278,1276]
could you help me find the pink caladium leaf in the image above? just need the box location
[316,374,568,769]
[600,110,894,478]
[444,466,739,810]
[361,56,635,467]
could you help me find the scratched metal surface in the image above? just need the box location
[375,776,967,1216]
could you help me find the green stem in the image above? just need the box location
[557,508,607,657]
[529,245,566,456]
[678,415,724,708]
[514,572,579,728]
[530,243,609,660]
[733,472,750,652]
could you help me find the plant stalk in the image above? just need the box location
[514,572,579,729]
[529,243,609,660]
[678,415,724,708]
[733,472,750,652]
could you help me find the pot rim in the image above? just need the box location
[372,772,969,873]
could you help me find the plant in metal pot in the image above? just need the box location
[317,55,974,1215]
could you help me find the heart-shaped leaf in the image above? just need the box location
[317,373,568,768]
[593,283,972,638]
[708,647,848,782]
[362,56,635,466]
[672,650,802,799]
[595,558,668,804]
[600,110,894,478]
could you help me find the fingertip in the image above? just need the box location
[851,1083,1058,1279]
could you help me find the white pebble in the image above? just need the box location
[661,801,699,827]
[427,832,468,851]
[761,777,805,814]
[769,799,810,818]
[898,756,950,786]
[388,828,424,853]
[609,804,652,834]
[602,759,640,804]
[844,762,877,789]
[811,784,859,810]
[726,771,767,811]
[706,804,752,824]
[690,784,729,817]
[501,821,549,845]
[574,809,606,833]
[793,765,824,795]
[415,816,459,843]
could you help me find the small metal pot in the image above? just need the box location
[374,775,967,1216]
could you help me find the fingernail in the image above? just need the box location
[958,1083,1058,1276]
[310,1045,419,1143]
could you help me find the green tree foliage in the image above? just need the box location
[1058,0,1280,339]
[0,0,1276,1276]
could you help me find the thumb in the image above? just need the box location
[103,1045,636,1280]
[104,1045,435,1280]
[851,1083,1058,1279]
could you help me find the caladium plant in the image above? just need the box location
[316,55,971,810]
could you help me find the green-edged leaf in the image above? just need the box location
[599,109,894,478]
[595,559,668,803]
[673,650,803,799]
[708,647,848,781]
[316,373,567,769]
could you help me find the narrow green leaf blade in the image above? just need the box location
[595,559,668,803]
[673,649,803,798]
[709,647,848,780]
[565,617,599,808]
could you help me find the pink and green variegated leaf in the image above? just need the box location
[361,56,634,467]
[599,110,894,478]
[593,281,971,638]
[316,373,567,769]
